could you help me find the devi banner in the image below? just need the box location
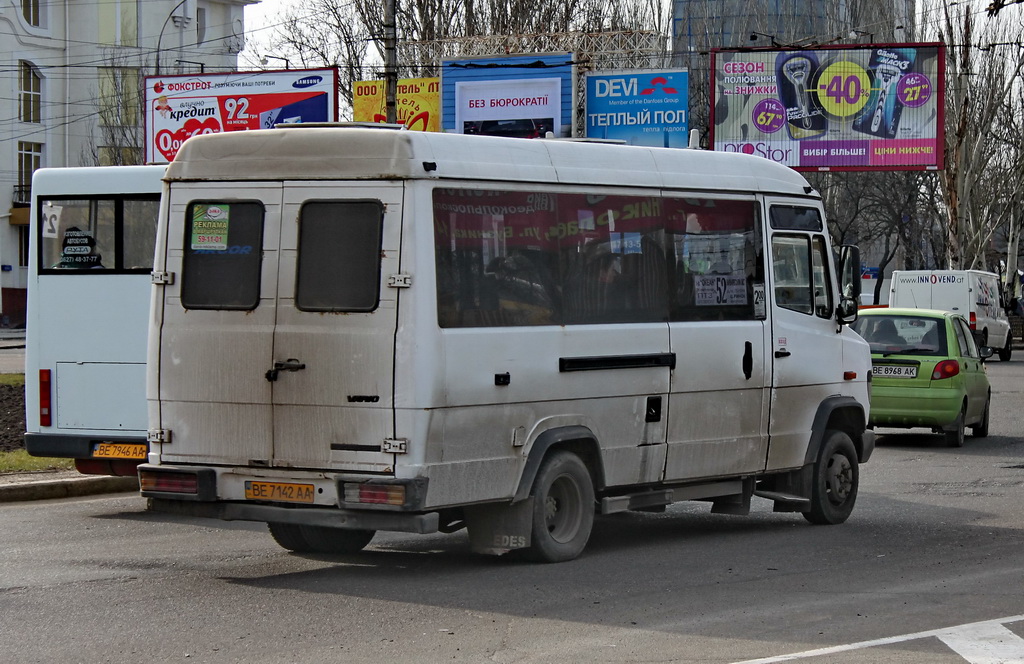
[585,70,689,147]
[352,78,440,131]
[144,68,339,164]
[710,44,944,171]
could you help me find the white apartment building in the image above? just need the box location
[1,0,255,326]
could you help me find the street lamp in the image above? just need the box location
[156,0,189,76]
[261,55,291,69]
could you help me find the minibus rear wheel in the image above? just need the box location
[267,522,375,554]
[524,450,595,563]
[803,430,858,525]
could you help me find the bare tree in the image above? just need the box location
[931,2,1024,269]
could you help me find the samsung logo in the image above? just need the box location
[293,76,323,89]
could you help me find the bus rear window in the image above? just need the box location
[296,201,383,312]
[180,202,264,310]
[39,196,159,272]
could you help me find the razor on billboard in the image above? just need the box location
[710,44,944,171]
[144,68,339,164]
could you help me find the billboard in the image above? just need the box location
[144,68,339,164]
[442,53,574,137]
[711,44,944,171]
[352,78,440,131]
[585,70,689,147]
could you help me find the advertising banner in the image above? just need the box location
[144,68,339,164]
[442,53,574,137]
[352,78,440,131]
[711,44,944,171]
[585,70,689,147]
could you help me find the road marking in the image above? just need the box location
[731,614,1024,664]
[938,622,1024,664]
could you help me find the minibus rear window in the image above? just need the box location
[295,201,383,312]
[181,201,264,310]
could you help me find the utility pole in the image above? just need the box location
[384,0,398,124]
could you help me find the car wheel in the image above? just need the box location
[998,335,1012,361]
[803,430,859,525]
[944,404,966,447]
[523,450,595,563]
[972,393,991,438]
[267,522,375,554]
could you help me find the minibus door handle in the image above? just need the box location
[266,359,306,382]
[774,350,791,358]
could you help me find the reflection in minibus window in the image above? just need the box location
[181,201,264,310]
[770,206,823,231]
[433,189,762,327]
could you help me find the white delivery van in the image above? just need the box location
[889,270,1012,361]
[140,125,874,562]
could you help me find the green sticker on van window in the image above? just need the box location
[191,204,230,250]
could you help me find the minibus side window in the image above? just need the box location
[665,198,762,322]
[810,235,833,318]
[181,201,264,310]
[295,201,383,312]
[40,196,158,272]
[772,235,812,314]
[772,233,832,318]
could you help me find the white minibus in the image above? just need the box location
[140,125,874,562]
[25,165,164,475]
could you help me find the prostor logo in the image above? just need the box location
[721,142,793,163]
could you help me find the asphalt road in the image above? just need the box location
[1,361,1022,663]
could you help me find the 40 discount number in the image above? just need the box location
[815,61,872,118]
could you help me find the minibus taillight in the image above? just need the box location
[139,470,198,495]
[344,482,406,506]
[932,360,960,380]
[969,312,977,330]
[38,369,51,427]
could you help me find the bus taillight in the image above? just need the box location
[39,369,51,427]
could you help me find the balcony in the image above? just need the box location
[12,185,30,207]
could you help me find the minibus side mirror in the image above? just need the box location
[836,244,861,326]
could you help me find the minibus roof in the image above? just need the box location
[166,124,815,197]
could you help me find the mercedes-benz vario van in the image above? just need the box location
[140,125,874,562]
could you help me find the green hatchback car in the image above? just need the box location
[852,308,992,447]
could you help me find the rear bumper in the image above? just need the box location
[147,498,440,534]
[139,464,439,534]
[25,432,147,458]
[869,385,962,429]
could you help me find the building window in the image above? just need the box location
[19,227,30,268]
[20,61,42,124]
[22,0,40,26]
[99,0,138,46]
[18,142,43,195]
[98,146,142,166]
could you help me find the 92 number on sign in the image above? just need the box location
[223,98,251,120]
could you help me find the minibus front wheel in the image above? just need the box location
[524,450,595,563]
[267,522,375,554]
[803,430,859,525]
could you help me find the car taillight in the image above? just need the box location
[39,369,51,427]
[139,470,199,494]
[344,482,407,506]
[969,312,977,330]
[932,360,960,380]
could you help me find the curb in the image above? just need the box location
[0,476,138,503]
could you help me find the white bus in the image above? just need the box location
[25,165,164,475]
[141,126,874,562]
